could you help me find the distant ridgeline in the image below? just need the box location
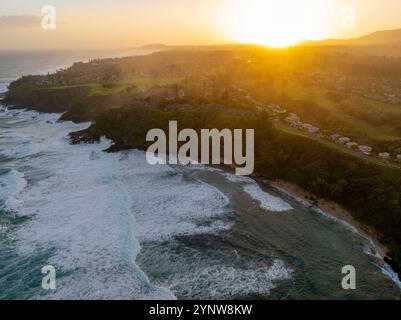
[3,46,401,275]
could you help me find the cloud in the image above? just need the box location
[0,15,41,28]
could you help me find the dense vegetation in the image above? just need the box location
[3,44,401,273]
[91,106,401,269]
[5,46,401,150]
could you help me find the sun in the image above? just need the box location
[223,0,332,48]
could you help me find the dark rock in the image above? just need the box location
[68,128,100,145]
[103,142,132,153]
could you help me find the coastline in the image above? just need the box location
[199,163,401,286]
[216,162,391,259]
[4,94,400,284]
[1,103,398,296]
[267,179,389,258]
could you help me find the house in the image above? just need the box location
[309,126,320,134]
[358,145,372,155]
[301,123,319,133]
[285,114,299,123]
[379,152,391,159]
[338,137,351,144]
[285,114,303,128]
[346,142,358,149]
[268,104,287,114]
[331,134,341,141]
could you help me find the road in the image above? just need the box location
[275,121,401,171]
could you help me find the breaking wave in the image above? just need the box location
[0,169,27,209]
[223,173,292,212]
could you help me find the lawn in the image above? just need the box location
[273,81,401,142]
[49,77,182,97]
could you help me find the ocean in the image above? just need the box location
[0,51,400,299]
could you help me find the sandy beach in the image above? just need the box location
[266,179,389,258]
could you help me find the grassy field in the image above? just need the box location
[275,121,401,170]
[51,77,182,97]
[273,81,401,142]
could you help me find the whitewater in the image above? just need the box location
[0,72,401,299]
[0,106,298,299]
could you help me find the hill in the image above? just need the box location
[300,28,401,56]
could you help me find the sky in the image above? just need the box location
[0,0,400,50]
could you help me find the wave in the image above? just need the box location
[380,263,401,289]
[222,172,255,184]
[306,202,401,289]
[223,173,292,212]
[272,181,401,290]
[118,150,234,243]
[243,184,293,212]
[0,109,180,299]
[13,140,175,299]
[1,142,42,159]
[162,257,293,299]
[1,109,237,299]
[312,206,358,234]
[2,107,399,299]
[0,109,87,160]
[0,169,27,209]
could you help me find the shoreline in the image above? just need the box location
[66,127,401,282]
[215,162,391,258]
[266,179,389,258]
[204,164,401,285]
[6,102,398,283]
[2,103,400,291]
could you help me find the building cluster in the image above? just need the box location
[330,135,401,161]
[285,113,320,134]
[268,104,401,163]
[330,134,373,155]
[267,104,287,115]
[222,88,401,165]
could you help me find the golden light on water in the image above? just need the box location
[221,0,334,48]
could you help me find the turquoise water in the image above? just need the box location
[0,54,400,299]
[0,106,400,299]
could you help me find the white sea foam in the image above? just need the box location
[0,110,80,160]
[165,259,293,299]
[15,142,174,299]
[380,263,401,289]
[223,173,292,212]
[3,107,398,299]
[1,142,42,159]
[117,151,233,242]
[188,164,223,173]
[243,184,293,212]
[0,111,172,299]
[272,182,401,289]
[223,173,254,184]
[363,239,383,259]
[2,110,236,299]
[312,206,358,234]
[0,169,27,208]
[362,239,401,289]
[364,241,401,289]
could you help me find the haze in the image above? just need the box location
[0,0,401,50]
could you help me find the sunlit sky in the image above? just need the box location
[0,0,400,49]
